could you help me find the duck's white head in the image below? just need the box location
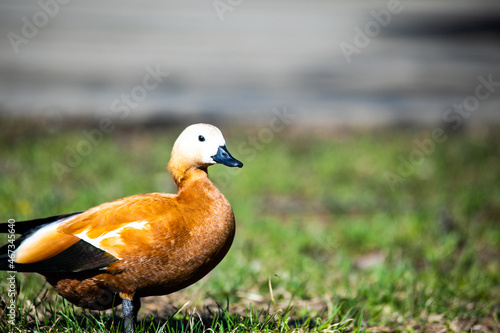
[169,124,243,172]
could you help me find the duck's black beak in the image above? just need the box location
[212,145,243,168]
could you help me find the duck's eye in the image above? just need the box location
[198,135,206,142]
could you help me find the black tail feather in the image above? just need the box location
[0,212,83,235]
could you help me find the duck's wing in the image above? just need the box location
[0,212,119,273]
[58,194,169,260]
[0,193,173,274]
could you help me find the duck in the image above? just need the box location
[0,123,243,332]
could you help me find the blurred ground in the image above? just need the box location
[0,0,499,127]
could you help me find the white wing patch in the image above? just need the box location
[74,221,149,259]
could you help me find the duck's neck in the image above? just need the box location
[168,159,211,191]
[168,157,199,184]
[177,168,211,192]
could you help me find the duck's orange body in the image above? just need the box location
[45,170,235,310]
[0,124,243,331]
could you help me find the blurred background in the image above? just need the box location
[1,0,499,127]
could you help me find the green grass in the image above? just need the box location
[0,120,499,332]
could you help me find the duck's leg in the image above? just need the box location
[120,292,140,333]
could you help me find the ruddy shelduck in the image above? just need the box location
[0,123,243,332]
